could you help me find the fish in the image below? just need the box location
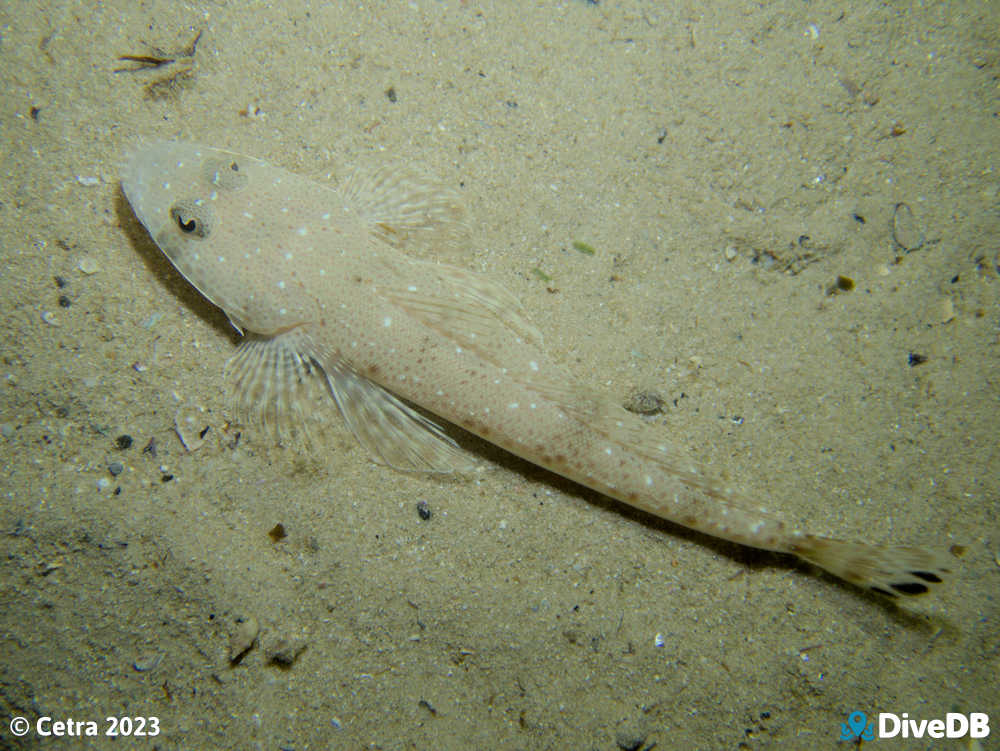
[121,141,954,598]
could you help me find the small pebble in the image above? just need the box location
[0,423,14,439]
[416,500,431,520]
[116,434,133,450]
[266,638,307,666]
[624,390,665,416]
[108,461,124,477]
[615,725,647,751]
[78,257,100,274]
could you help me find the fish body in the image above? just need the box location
[122,141,952,597]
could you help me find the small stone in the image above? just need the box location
[78,257,100,275]
[268,523,287,542]
[615,724,647,751]
[623,390,665,415]
[416,500,431,520]
[723,245,738,261]
[265,638,307,667]
[108,461,124,476]
[0,423,14,439]
[115,434,134,450]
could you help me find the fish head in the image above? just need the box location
[122,141,313,335]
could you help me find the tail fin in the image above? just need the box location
[789,536,954,597]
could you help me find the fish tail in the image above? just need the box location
[788,535,955,597]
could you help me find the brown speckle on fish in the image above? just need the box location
[122,141,955,598]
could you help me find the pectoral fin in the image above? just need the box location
[227,330,474,473]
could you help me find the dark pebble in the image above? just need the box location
[108,461,124,476]
[416,500,431,520]
[116,434,133,450]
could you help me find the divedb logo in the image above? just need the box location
[880,712,990,740]
[841,710,990,741]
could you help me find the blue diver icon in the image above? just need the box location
[840,711,875,741]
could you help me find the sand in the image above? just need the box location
[1,1,997,748]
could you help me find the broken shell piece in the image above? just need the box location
[228,616,259,663]
[174,405,211,451]
[133,652,164,672]
[939,298,955,324]
[891,202,924,253]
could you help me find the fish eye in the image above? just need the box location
[170,201,213,238]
